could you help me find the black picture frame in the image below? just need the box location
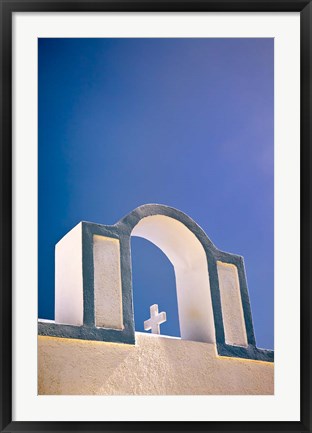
[1,0,311,431]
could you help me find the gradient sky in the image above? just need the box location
[38,38,274,349]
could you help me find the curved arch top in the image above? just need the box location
[117,203,218,253]
[38,203,274,362]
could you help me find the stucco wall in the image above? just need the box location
[38,333,274,395]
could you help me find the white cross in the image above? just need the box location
[144,304,167,335]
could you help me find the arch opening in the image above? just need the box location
[131,214,216,344]
[131,237,180,337]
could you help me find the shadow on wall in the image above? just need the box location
[38,334,274,395]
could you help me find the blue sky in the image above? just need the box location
[38,38,274,349]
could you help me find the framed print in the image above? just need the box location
[1,0,311,432]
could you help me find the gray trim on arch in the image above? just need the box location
[38,203,274,362]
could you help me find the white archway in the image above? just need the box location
[132,215,216,344]
[42,204,273,361]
